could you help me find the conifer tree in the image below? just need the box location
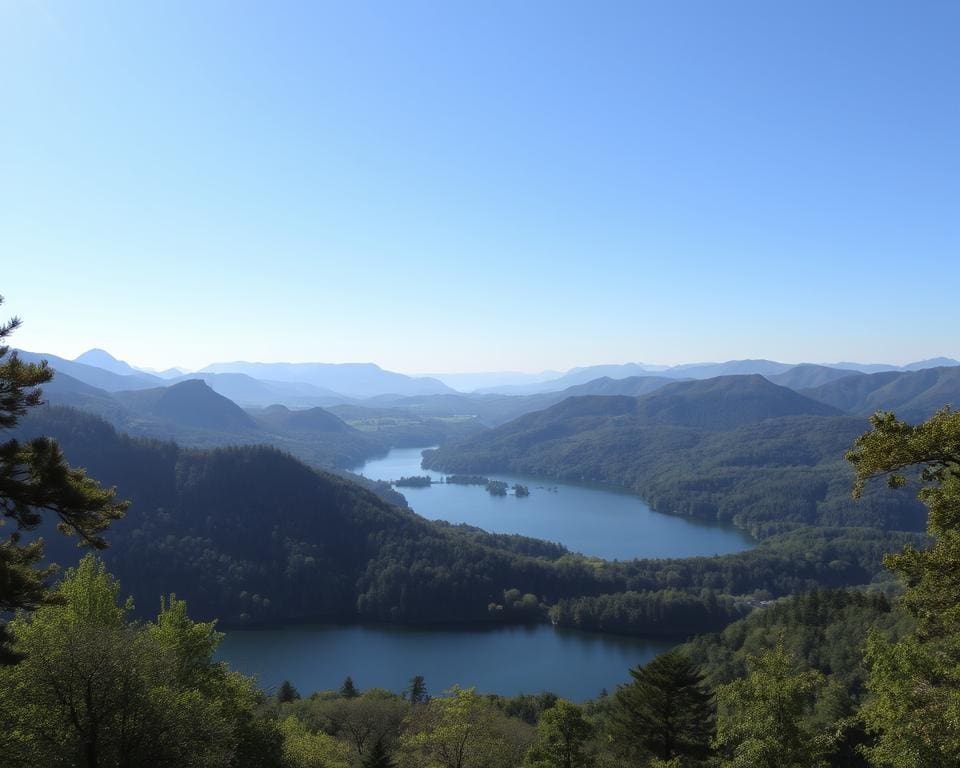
[362,737,396,768]
[848,407,960,765]
[278,680,301,703]
[407,674,427,704]
[341,675,359,698]
[611,650,714,762]
[0,298,128,662]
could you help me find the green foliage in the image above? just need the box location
[551,589,746,636]
[610,650,714,763]
[713,643,830,768]
[848,408,960,765]
[523,699,595,768]
[683,588,908,694]
[284,687,408,758]
[398,686,534,768]
[0,554,281,767]
[362,737,398,768]
[0,302,127,661]
[280,715,352,768]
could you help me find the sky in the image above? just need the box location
[1,1,958,374]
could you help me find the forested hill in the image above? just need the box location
[802,365,960,421]
[423,375,927,537]
[629,374,841,429]
[15,406,566,625]
[14,405,920,636]
[38,373,481,469]
[113,378,260,431]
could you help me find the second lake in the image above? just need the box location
[353,447,753,560]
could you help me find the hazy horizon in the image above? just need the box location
[4,2,958,372]
[10,343,959,380]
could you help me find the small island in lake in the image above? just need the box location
[485,480,509,496]
[393,475,433,487]
[445,474,490,486]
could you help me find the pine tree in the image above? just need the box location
[0,299,128,663]
[361,737,396,768]
[277,680,300,703]
[611,650,714,762]
[340,675,359,698]
[406,674,427,704]
[848,408,960,765]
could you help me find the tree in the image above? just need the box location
[848,408,960,765]
[313,689,408,757]
[0,554,281,767]
[362,737,397,768]
[407,674,428,704]
[341,675,359,698]
[280,716,352,768]
[279,680,302,703]
[713,642,829,768]
[398,686,532,768]
[610,650,714,763]
[0,300,127,662]
[524,699,595,768]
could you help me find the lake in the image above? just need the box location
[217,622,673,701]
[354,446,754,560]
[218,447,752,698]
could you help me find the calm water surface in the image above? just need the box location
[355,446,753,560]
[219,447,752,697]
[217,623,673,701]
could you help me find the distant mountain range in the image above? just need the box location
[199,360,454,399]
[469,358,959,395]
[35,370,483,473]
[20,348,959,404]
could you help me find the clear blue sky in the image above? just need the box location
[2,1,958,373]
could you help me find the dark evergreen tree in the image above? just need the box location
[340,675,359,698]
[361,737,396,768]
[277,679,300,703]
[611,650,714,762]
[407,674,427,704]
[0,299,127,663]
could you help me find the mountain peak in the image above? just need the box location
[74,348,142,377]
[631,374,840,429]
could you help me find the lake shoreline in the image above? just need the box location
[353,446,755,560]
[216,614,698,642]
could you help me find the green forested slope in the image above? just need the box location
[424,377,926,537]
[15,406,919,635]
